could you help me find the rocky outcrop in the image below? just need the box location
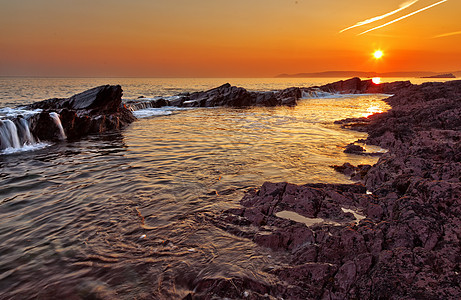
[317,77,412,94]
[192,80,461,299]
[126,78,412,112]
[25,85,136,141]
[127,83,302,110]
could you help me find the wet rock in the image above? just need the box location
[126,98,169,110]
[207,80,461,299]
[334,117,372,132]
[319,77,412,94]
[344,143,365,154]
[332,163,372,181]
[25,85,135,141]
[181,83,302,107]
[319,77,363,94]
[125,83,303,109]
[317,77,412,94]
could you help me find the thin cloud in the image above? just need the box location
[358,0,449,36]
[433,30,461,38]
[340,0,419,33]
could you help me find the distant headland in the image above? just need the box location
[275,71,460,78]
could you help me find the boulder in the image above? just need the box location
[25,85,135,141]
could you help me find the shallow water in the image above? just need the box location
[0,78,392,298]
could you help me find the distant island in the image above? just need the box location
[421,73,456,78]
[276,70,460,78]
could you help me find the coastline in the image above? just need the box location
[1,78,459,299]
[190,80,461,299]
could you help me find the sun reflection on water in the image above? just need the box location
[362,104,384,118]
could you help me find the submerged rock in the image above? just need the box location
[344,143,365,154]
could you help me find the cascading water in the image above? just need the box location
[0,119,21,149]
[17,118,36,145]
[0,117,48,154]
[49,112,67,140]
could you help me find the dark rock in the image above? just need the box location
[126,98,170,110]
[332,163,372,181]
[27,85,123,113]
[344,143,365,154]
[204,79,461,299]
[126,83,302,109]
[25,85,135,141]
[317,77,412,94]
[319,77,363,94]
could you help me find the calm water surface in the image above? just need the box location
[0,78,394,298]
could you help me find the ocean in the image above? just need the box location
[0,77,448,298]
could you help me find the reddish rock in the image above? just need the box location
[200,80,461,299]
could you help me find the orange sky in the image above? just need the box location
[1,0,460,77]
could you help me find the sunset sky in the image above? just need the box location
[1,0,460,77]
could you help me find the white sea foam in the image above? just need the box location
[0,117,49,155]
[0,107,42,118]
[302,90,393,100]
[133,107,193,119]
[1,142,50,155]
[137,95,183,101]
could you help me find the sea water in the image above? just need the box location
[0,77,447,298]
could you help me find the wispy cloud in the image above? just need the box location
[340,0,419,33]
[433,30,461,38]
[358,0,449,36]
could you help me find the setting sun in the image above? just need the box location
[373,50,384,59]
[372,77,381,84]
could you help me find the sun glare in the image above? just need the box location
[372,77,381,84]
[363,105,384,118]
[373,50,383,59]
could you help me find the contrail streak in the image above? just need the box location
[358,0,449,36]
[433,30,461,38]
[340,0,419,33]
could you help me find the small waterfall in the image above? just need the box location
[17,118,36,145]
[0,120,21,149]
[0,118,45,153]
[49,112,67,140]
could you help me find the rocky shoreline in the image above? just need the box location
[1,77,408,149]
[1,78,459,298]
[187,80,461,299]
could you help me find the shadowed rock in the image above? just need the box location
[25,85,136,141]
[317,77,412,94]
[127,83,302,109]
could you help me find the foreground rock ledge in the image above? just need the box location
[190,80,461,299]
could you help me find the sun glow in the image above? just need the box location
[363,105,384,118]
[373,50,383,59]
[372,77,381,84]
